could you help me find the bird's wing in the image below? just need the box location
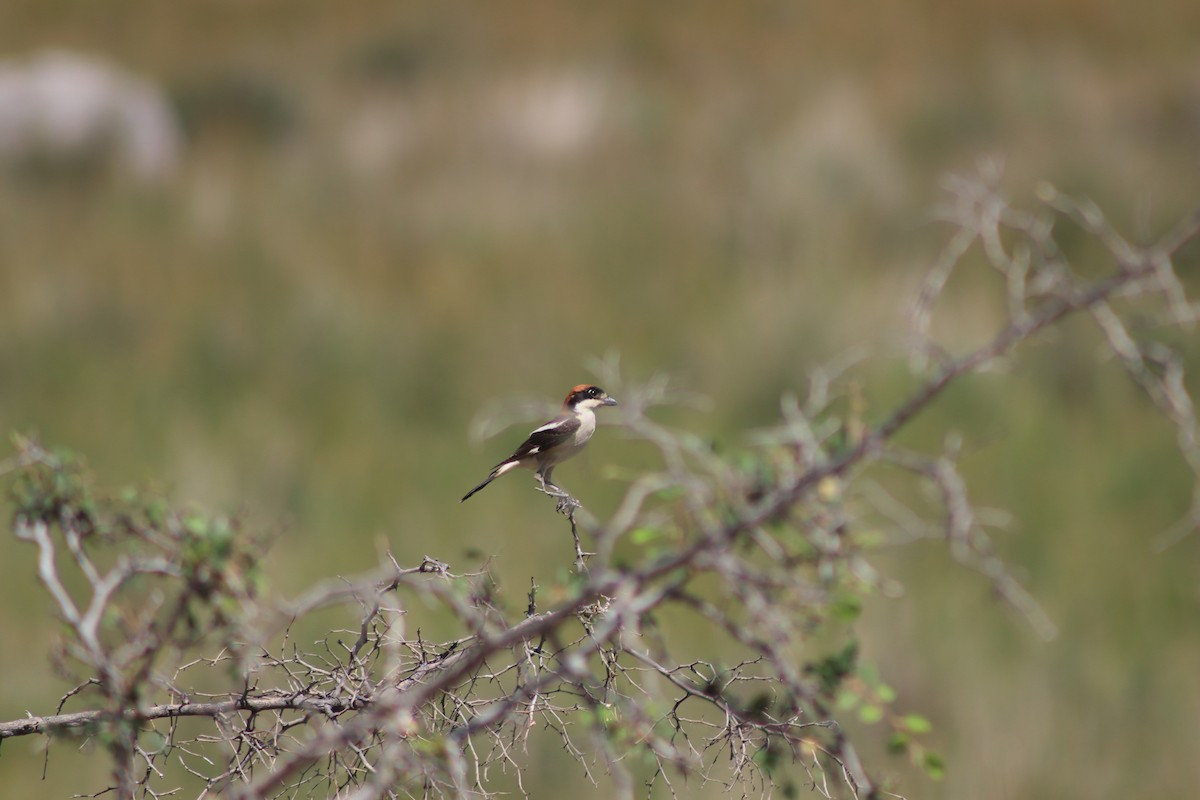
[505,414,581,461]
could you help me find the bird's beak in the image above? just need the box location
[604,396,619,406]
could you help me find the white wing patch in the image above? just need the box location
[531,419,566,435]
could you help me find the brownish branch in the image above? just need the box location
[0,693,365,741]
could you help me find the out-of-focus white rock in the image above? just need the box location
[486,71,611,159]
[0,50,181,182]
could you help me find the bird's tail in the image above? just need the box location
[461,474,496,503]
[460,461,517,502]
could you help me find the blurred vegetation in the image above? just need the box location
[1,1,1199,798]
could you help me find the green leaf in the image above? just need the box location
[183,514,209,537]
[858,704,883,724]
[51,446,79,463]
[590,705,619,729]
[811,641,858,694]
[629,527,661,545]
[146,498,169,526]
[875,683,896,704]
[834,689,859,711]
[902,713,932,734]
[830,592,863,622]
[856,662,881,685]
[753,741,782,775]
[886,732,910,755]
[923,751,946,780]
[409,737,441,755]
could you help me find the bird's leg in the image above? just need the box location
[536,469,567,498]
[536,469,581,513]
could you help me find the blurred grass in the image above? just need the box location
[2,1,1199,797]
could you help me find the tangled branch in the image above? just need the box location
[3,175,1198,799]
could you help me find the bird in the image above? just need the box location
[461,384,618,502]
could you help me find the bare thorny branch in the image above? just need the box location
[3,175,1199,800]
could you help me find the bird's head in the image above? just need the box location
[564,384,619,411]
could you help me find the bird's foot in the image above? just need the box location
[555,494,582,515]
[535,477,581,515]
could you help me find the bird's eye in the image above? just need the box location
[588,387,600,396]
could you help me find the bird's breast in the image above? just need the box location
[574,412,597,444]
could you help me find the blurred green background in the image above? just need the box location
[1,1,1199,798]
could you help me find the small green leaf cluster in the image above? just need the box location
[10,435,97,532]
